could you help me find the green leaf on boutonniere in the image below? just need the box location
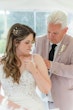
[59,44,66,55]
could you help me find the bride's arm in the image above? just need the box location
[33,55,51,94]
[25,54,51,94]
[0,83,20,109]
[0,62,27,110]
[0,94,27,110]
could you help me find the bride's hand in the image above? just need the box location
[24,60,36,74]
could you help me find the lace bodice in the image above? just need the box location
[0,64,46,110]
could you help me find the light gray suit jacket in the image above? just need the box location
[34,34,73,110]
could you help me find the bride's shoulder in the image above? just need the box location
[33,54,41,58]
[33,54,43,61]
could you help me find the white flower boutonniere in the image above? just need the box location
[59,44,66,55]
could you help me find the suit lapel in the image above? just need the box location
[54,35,69,61]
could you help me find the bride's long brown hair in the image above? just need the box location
[1,23,36,83]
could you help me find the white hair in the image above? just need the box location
[47,10,68,29]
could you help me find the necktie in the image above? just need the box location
[49,44,57,61]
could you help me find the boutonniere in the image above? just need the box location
[58,44,66,55]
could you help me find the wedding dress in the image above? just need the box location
[0,64,46,110]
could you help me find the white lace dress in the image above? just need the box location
[0,64,46,110]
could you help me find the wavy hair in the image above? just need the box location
[1,23,36,83]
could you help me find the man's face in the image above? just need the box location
[47,23,68,44]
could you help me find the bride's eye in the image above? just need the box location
[25,41,30,44]
[25,41,34,45]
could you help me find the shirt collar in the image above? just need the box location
[50,40,62,47]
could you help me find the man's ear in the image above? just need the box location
[64,27,68,33]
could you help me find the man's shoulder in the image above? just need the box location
[62,34,73,49]
[65,34,73,42]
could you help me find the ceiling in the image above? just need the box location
[0,0,73,12]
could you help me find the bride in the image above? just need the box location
[0,23,51,110]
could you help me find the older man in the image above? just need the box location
[34,10,73,110]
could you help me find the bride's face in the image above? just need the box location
[16,34,34,56]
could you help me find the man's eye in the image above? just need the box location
[53,32,58,35]
[48,32,58,35]
[48,31,50,34]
